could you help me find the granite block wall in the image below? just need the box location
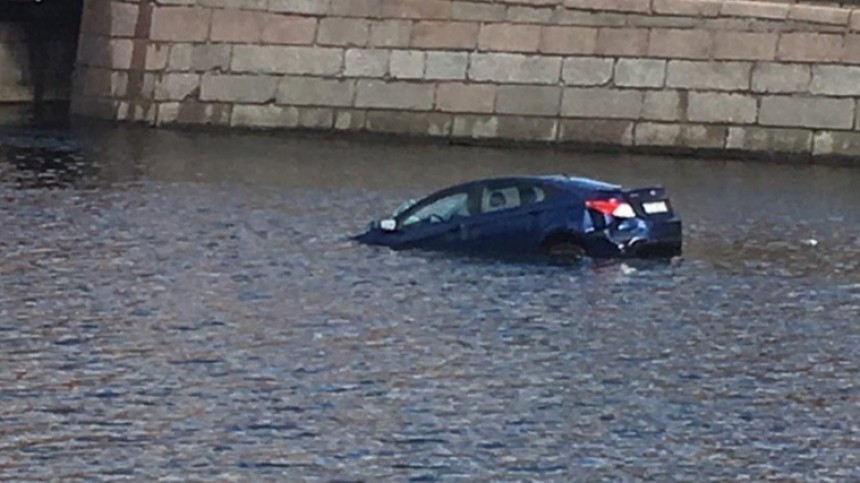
[72,0,860,157]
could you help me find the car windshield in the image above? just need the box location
[392,199,417,217]
[401,192,469,227]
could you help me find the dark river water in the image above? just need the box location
[1,125,857,481]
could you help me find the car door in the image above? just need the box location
[462,181,547,253]
[392,188,475,250]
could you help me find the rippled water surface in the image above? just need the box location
[1,126,858,481]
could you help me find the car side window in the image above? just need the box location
[400,192,471,227]
[480,183,547,214]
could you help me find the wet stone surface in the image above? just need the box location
[0,126,858,481]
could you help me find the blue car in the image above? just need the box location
[356,175,682,259]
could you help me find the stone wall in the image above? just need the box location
[73,0,860,157]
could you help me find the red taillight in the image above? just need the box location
[585,198,636,218]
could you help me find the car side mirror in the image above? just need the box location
[380,219,397,232]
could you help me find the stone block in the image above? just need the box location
[561,87,642,119]
[479,24,541,53]
[200,74,278,103]
[648,29,711,59]
[555,10,627,27]
[366,111,453,136]
[759,96,854,130]
[317,18,370,47]
[666,61,751,91]
[191,44,232,72]
[561,57,613,86]
[277,76,355,107]
[412,21,479,50]
[381,0,451,19]
[688,92,756,124]
[298,108,335,129]
[634,122,681,146]
[330,0,381,17]
[712,31,776,61]
[425,52,468,80]
[355,80,435,110]
[269,0,330,15]
[231,104,299,127]
[146,44,170,71]
[334,110,367,130]
[853,10,860,31]
[559,119,634,145]
[681,124,727,149]
[507,6,554,23]
[231,46,343,76]
[110,1,139,37]
[788,5,850,25]
[614,59,666,88]
[167,43,192,71]
[642,90,681,121]
[154,73,200,101]
[150,7,210,42]
[652,0,721,17]
[369,20,412,48]
[452,1,506,22]
[751,63,810,93]
[262,14,317,45]
[199,0,267,8]
[345,49,389,77]
[211,9,263,43]
[844,35,860,64]
[595,28,648,56]
[469,53,561,84]
[625,14,699,28]
[720,0,788,20]
[564,0,649,14]
[495,85,561,116]
[160,100,230,126]
[539,26,598,55]
[496,116,557,141]
[390,50,425,78]
[77,36,135,70]
[452,115,499,138]
[727,126,812,153]
[436,82,496,113]
[777,33,843,63]
[810,66,860,96]
[813,131,860,156]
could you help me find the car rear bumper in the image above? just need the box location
[631,219,682,257]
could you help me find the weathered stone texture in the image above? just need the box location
[809,66,860,96]
[150,7,210,42]
[231,46,343,75]
[666,61,751,91]
[759,96,854,130]
[562,57,613,86]
[369,20,412,47]
[262,15,317,45]
[727,126,813,153]
[231,104,299,127]
[200,74,278,103]
[596,28,648,56]
[495,85,561,115]
[635,122,681,146]
[355,80,435,110]
[436,83,496,113]
[469,53,561,84]
[154,73,200,101]
[687,92,757,124]
[614,59,666,88]
[813,131,860,156]
[480,24,541,53]
[559,119,634,145]
[277,76,355,106]
[317,18,370,46]
[649,29,711,59]
[345,49,389,77]
[641,91,681,121]
[366,110,453,136]
[712,32,777,61]
[777,33,843,63]
[752,63,811,93]
[539,26,598,55]
[562,87,642,119]
[413,21,479,50]
[425,52,469,80]
[389,50,425,78]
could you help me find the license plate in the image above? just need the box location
[642,201,669,214]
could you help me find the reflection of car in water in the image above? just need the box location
[355,175,682,259]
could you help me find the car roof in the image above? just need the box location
[441,175,621,193]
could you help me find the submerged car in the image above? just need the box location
[355,175,682,258]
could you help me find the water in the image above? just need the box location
[1,125,858,481]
